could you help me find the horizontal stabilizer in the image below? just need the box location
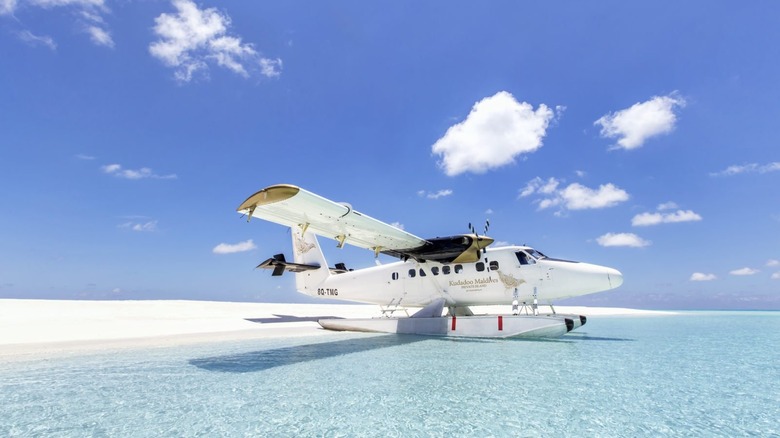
[256,253,320,276]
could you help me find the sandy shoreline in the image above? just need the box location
[0,299,672,361]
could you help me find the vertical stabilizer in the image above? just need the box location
[291,230,330,295]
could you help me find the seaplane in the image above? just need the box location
[237,184,623,338]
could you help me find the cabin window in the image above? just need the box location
[476,262,485,272]
[489,261,499,270]
[442,265,451,275]
[431,267,439,276]
[419,268,426,277]
[408,269,416,278]
[391,272,398,280]
[454,264,463,273]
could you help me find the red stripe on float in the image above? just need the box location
[451,316,456,331]
[498,315,503,331]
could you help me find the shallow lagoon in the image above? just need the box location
[2,312,778,436]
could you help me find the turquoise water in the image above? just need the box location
[1,312,778,437]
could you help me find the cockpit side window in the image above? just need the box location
[516,251,537,265]
[515,251,529,265]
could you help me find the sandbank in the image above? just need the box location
[0,299,672,361]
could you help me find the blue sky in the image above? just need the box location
[1,1,778,309]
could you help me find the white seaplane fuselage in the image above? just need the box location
[292,232,623,309]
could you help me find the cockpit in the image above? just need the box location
[515,248,547,265]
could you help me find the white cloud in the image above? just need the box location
[15,30,57,50]
[119,220,158,232]
[519,177,544,198]
[597,233,651,248]
[0,0,17,15]
[259,57,282,77]
[710,162,780,177]
[432,91,558,176]
[521,177,629,213]
[595,92,686,150]
[632,209,702,226]
[6,0,112,48]
[418,189,453,199]
[389,222,405,230]
[75,153,95,160]
[574,170,587,178]
[767,259,780,267]
[690,272,717,281]
[213,239,256,254]
[657,202,678,211]
[730,267,759,276]
[560,183,629,210]
[484,208,494,215]
[772,272,780,280]
[28,0,105,7]
[149,0,281,82]
[102,163,177,180]
[85,24,113,48]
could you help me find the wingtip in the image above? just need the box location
[237,184,301,212]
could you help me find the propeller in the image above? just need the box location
[469,220,492,256]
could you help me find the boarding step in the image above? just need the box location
[380,298,409,317]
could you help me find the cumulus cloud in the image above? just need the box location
[632,210,702,226]
[149,0,281,82]
[772,272,780,280]
[213,239,256,254]
[594,92,686,150]
[690,272,717,281]
[119,220,158,232]
[767,259,780,267]
[102,163,177,180]
[730,267,759,276]
[431,91,559,176]
[596,233,651,248]
[560,183,629,210]
[657,202,678,211]
[522,177,629,214]
[710,162,780,177]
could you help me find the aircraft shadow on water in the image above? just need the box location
[189,334,425,373]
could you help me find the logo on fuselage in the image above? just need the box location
[496,270,525,289]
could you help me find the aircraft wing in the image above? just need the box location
[237,184,428,253]
[238,184,494,263]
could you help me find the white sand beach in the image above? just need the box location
[0,299,672,361]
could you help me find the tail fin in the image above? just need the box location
[291,230,330,295]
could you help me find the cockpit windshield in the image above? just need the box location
[515,248,548,265]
